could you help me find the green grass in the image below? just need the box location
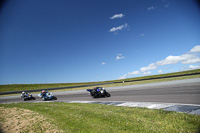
[1,102,200,132]
[0,69,200,93]
[0,82,102,93]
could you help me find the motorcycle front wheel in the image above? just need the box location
[24,98,28,101]
[53,96,57,100]
[106,93,111,97]
[32,97,36,100]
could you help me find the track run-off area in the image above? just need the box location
[1,78,200,115]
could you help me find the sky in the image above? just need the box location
[0,0,200,84]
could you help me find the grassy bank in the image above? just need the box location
[1,102,200,132]
[114,69,200,82]
[0,82,103,93]
[0,69,200,93]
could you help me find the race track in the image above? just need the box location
[1,78,200,104]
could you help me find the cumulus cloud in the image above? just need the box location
[128,71,140,75]
[190,45,200,53]
[110,23,128,32]
[118,45,200,79]
[140,63,157,72]
[158,70,163,73]
[110,13,124,19]
[156,54,196,66]
[118,71,140,79]
[118,74,127,80]
[143,71,151,75]
[182,57,200,64]
[116,54,125,60]
[189,65,200,69]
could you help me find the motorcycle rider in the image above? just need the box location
[21,91,25,95]
[102,87,106,93]
[41,90,48,97]
[21,91,28,97]
[94,87,101,92]
[21,91,25,97]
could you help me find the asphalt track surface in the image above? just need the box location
[1,78,200,104]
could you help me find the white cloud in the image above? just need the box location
[118,71,140,79]
[156,54,196,66]
[118,74,127,79]
[182,57,200,64]
[118,45,200,79]
[138,50,200,74]
[110,13,124,19]
[148,6,155,11]
[189,65,200,69]
[190,45,200,53]
[101,62,106,65]
[140,63,157,72]
[128,71,140,76]
[110,23,128,32]
[116,54,125,60]
[158,70,163,73]
[143,71,151,75]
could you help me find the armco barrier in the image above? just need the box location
[1,72,200,95]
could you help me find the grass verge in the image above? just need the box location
[1,102,200,132]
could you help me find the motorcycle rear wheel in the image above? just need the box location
[24,98,27,101]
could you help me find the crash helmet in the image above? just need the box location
[22,91,25,94]
[42,90,45,93]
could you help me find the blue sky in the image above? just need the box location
[0,0,200,84]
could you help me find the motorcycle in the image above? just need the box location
[87,87,111,98]
[38,92,57,101]
[21,92,36,101]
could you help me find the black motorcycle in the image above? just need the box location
[87,87,111,98]
[21,92,36,101]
